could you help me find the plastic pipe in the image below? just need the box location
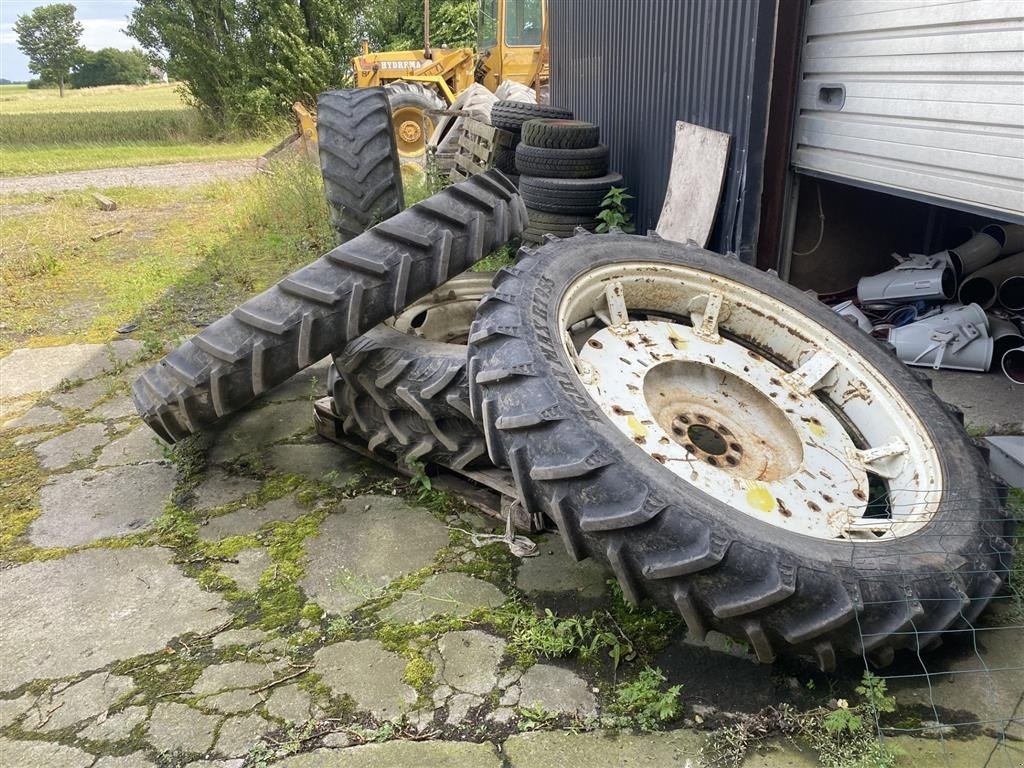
[832,300,872,333]
[989,315,1024,367]
[949,232,1001,276]
[888,305,991,371]
[981,223,1024,256]
[1003,346,1024,384]
[958,252,1024,309]
[857,259,955,304]
[999,275,1024,311]
[924,303,988,331]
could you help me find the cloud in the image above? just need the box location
[80,17,135,51]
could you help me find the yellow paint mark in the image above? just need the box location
[668,325,688,350]
[626,415,648,441]
[746,484,777,513]
[808,419,826,438]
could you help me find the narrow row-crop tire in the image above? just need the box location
[466,232,1012,671]
[491,100,572,133]
[522,119,599,150]
[519,173,623,214]
[328,274,494,470]
[317,88,404,244]
[515,144,609,179]
[132,171,527,443]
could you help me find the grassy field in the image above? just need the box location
[0,83,284,177]
[0,158,333,355]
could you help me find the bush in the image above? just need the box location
[71,48,150,88]
[26,78,53,90]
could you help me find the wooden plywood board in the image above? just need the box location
[656,121,731,247]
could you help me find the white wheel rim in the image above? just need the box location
[391,274,493,343]
[556,262,943,541]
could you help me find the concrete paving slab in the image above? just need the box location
[92,396,138,421]
[929,370,1023,433]
[219,548,270,592]
[34,422,108,469]
[215,713,272,757]
[0,738,93,768]
[95,424,166,467]
[32,464,176,547]
[2,405,64,431]
[275,741,501,767]
[436,630,506,696]
[380,572,506,623]
[0,548,229,690]
[265,684,313,723]
[146,702,219,754]
[212,628,266,649]
[517,539,608,602]
[208,400,315,463]
[27,672,134,732]
[301,496,449,615]
[263,442,360,486]
[0,340,141,399]
[50,378,112,410]
[313,639,415,720]
[502,730,705,767]
[93,753,157,768]
[191,471,261,510]
[517,664,596,719]
[78,705,148,742]
[197,496,307,541]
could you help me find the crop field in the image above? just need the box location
[0,83,282,177]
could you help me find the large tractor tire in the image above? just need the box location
[317,88,404,244]
[493,80,537,104]
[329,273,494,470]
[132,171,526,443]
[429,84,497,174]
[467,233,1012,670]
[386,81,446,168]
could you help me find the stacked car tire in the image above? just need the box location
[131,87,1012,674]
[513,117,623,244]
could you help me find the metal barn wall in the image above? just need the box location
[547,0,776,261]
[794,0,1024,222]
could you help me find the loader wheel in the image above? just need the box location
[519,173,623,214]
[385,81,446,166]
[131,170,527,443]
[491,100,572,133]
[329,273,495,470]
[515,144,609,179]
[522,119,599,150]
[467,232,1011,670]
[317,88,404,244]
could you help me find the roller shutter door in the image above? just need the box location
[793,0,1024,221]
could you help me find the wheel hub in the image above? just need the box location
[399,120,422,143]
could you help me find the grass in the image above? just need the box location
[0,83,286,177]
[0,156,333,355]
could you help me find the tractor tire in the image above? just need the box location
[524,208,599,244]
[317,88,404,244]
[522,119,599,150]
[467,232,1011,670]
[519,173,623,214]
[329,273,494,470]
[386,81,446,166]
[429,84,496,170]
[491,100,572,133]
[515,144,609,179]
[132,170,526,443]
[494,80,537,103]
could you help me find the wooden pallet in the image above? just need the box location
[312,397,546,533]
[449,118,515,183]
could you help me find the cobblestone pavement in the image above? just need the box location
[1,342,1020,767]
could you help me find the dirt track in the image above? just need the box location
[0,158,259,195]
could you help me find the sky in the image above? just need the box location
[0,1,138,82]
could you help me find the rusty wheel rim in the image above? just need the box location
[556,262,943,541]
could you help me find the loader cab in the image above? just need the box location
[476,0,546,91]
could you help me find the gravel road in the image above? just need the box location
[0,159,260,196]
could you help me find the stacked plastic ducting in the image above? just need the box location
[846,223,1024,384]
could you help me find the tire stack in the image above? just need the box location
[131,87,1012,673]
[489,100,573,186]
[514,118,623,245]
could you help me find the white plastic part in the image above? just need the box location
[989,315,1024,365]
[856,255,955,304]
[889,305,993,371]
[958,251,1024,309]
[981,223,1024,256]
[833,300,872,333]
[949,231,1001,276]
[1002,345,1024,384]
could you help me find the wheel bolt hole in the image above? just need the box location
[671,425,684,436]
[696,414,710,425]
[725,455,738,466]
[706,456,718,466]
[687,424,728,456]
[729,442,743,453]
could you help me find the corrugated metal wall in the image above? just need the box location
[548,0,776,260]
[794,0,1024,222]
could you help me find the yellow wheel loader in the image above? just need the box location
[291,0,548,164]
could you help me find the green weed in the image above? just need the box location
[595,186,635,234]
[606,667,682,730]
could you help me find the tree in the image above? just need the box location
[71,48,151,88]
[14,4,84,97]
[357,0,477,52]
[128,0,360,128]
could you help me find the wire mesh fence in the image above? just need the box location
[849,486,1023,768]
